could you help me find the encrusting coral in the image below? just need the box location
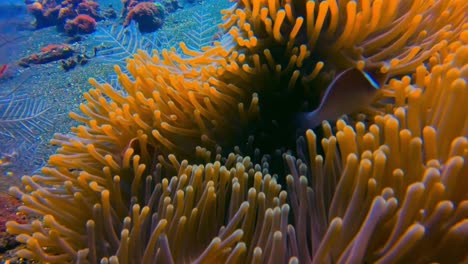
[6,0,468,263]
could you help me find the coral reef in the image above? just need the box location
[122,0,180,22]
[123,2,165,33]
[5,0,468,263]
[25,0,101,30]
[64,14,97,35]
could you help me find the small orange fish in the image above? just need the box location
[298,67,388,129]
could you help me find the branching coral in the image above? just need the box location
[5,0,468,263]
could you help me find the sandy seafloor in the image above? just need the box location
[0,0,232,192]
[0,0,231,260]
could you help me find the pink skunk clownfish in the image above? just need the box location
[297,66,389,130]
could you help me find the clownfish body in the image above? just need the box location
[297,67,388,130]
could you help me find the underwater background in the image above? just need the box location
[0,0,230,259]
[0,0,467,263]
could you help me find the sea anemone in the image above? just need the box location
[214,0,466,150]
[6,0,468,263]
[284,41,468,263]
[8,152,289,262]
